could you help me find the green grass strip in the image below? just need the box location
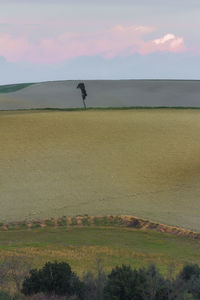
[1,106,200,112]
[0,83,35,93]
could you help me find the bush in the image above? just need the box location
[188,275,200,299]
[81,218,90,226]
[71,218,78,226]
[57,217,67,227]
[104,264,147,300]
[45,219,55,227]
[104,264,169,300]
[175,264,200,299]
[142,264,168,300]
[22,261,84,298]
[30,221,41,228]
[18,222,28,230]
[179,264,200,282]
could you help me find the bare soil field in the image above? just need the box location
[1,109,200,231]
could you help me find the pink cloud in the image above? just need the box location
[0,25,186,63]
[0,34,31,62]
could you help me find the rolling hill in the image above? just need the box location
[0,80,200,110]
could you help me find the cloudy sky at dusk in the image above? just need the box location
[0,0,199,84]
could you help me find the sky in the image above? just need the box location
[0,0,200,84]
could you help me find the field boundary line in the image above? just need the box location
[1,215,200,241]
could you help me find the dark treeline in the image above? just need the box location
[1,259,200,299]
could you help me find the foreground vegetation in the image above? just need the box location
[1,259,200,299]
[1,109,200,231]
[2,221,200,298]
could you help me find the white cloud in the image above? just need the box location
[152,33,185,52]
[154,34,176,45]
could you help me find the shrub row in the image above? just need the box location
[1,260,200,299]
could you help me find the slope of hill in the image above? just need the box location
[0,80,200,110]
[1,109,200,231]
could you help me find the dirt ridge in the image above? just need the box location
[1,215,200,241]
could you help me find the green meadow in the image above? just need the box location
[1,226,200,276]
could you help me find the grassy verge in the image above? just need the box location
[2,106,200,112]
[0,226,200,276]
[40,106,200,110]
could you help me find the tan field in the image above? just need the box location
[1,109,200,231]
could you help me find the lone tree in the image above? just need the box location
[77,82,87,109]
